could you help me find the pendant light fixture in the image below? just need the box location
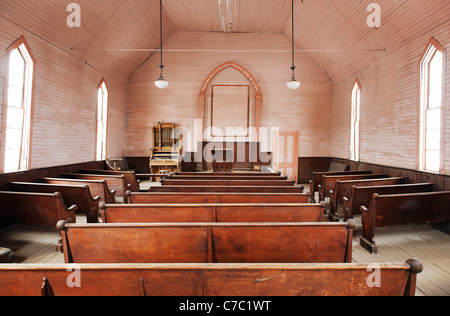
[287,0,301,90]
[155,0,169,89]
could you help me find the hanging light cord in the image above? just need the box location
[159,0,164,76]
[291,0,296,75]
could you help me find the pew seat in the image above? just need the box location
[8,182,100,223]
[100,203,325,223]
[360,191,450,254]
[57,220,356,264]
[0,260,423,296]
[0,192,77,227]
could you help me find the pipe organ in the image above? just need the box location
[150,122,183,176]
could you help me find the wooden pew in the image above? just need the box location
[57,220,356,264]
[342,183,435,222]
[0,192,77,227]
[60,173,130,202]
[79,169,140,192]
[149,186,305,194]
[0,259,423,296]
[168,175,289,181]
[127,191,311,204]
[360,191,450,254]
[100,203,326,223]
[319,174,389,202]
[309,171,372,202]
[40,178,116,204]
[174,171,282,177]
[8,182,100,223]
[161,179,296,187]
[328,177,408,222]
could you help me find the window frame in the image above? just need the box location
[350,78,362,162]
[418,37,446,174]
[95,78,109,161]
[0,36,36,173]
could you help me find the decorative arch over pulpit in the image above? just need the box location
[198,62,263,142]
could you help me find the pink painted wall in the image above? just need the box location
[0,17,126,170]
[331,22,450,175]
[125,32,333,158]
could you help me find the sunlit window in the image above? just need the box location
[2,37,34,173]
[96,79,108,160]
[419,39,445,173]
[350,79,361,161]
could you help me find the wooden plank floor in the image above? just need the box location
[0,182,449,296]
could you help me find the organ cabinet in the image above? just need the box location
[150,122,183,176]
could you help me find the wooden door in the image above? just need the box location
[272,130,299,183]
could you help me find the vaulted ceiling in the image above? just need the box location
[1,0,448,84]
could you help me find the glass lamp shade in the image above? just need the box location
[287,79,301,90]
[155,78,169,89]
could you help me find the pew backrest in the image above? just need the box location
[161,179,296,187]
[174,172,282,177]
[319,174,389,201]
[79,169,140,192]
[60,174,129,202]
[58,220,355,264]
[0,191,76,227]
[309,171,372,200]
[360,191,450,254]
[328,177,408,222]
[8,182,100,223]
[0,259,423,296]
[168,175,289,181]
[127,192,310,204]
[100,203,326,223]
[342,183,435,222]
[149,186,304,194]
[40,178,116,204]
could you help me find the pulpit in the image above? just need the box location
[211,147,234,173]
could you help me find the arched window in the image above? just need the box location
[96,79,108,161]
[350,79,361,162]
[1,36,35,173]
[419,38,446,173]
